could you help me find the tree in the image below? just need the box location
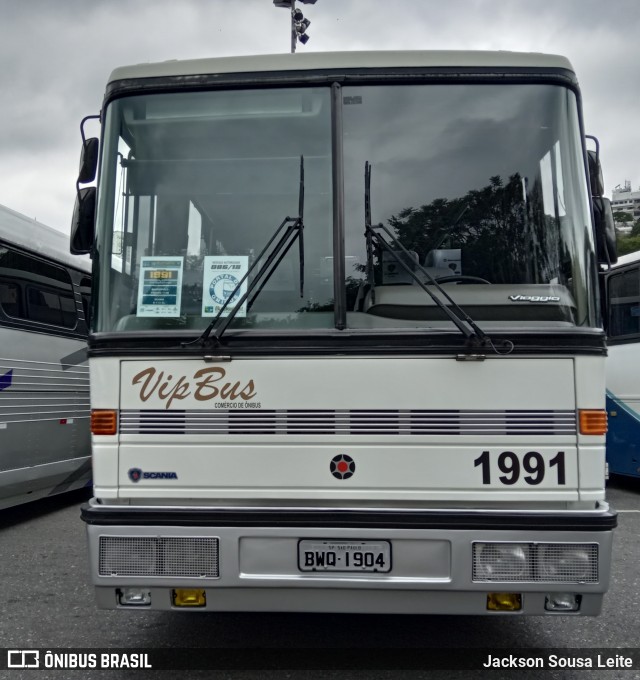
[616,233,640,257]
[613,211,633,229]
[384,173,566,284]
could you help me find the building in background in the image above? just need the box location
[612,181,640,231]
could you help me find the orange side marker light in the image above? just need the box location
[579,410,607,436]
[91,409,117,435]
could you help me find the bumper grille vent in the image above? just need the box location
[99,536,219,578]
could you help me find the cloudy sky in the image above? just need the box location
[0,0,638,234]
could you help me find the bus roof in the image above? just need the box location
[108,50,575,84]
[0,203,91,274]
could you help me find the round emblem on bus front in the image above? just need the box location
[330,454,355,480]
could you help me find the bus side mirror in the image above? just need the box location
[593,196,617,266]
[586,139,617,266]
[78,137,99,184]
[587,149,605,197]
[70,187,96,255]
[71,130,99,255]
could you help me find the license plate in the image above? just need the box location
[298,540,392,573]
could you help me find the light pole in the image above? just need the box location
[272,0,317,54]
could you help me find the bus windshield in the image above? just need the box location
[94,82,598,335]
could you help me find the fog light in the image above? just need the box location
[172,589,206,607]
[545,593,581,612]
[117,588,151,606]
[487,592,522,611]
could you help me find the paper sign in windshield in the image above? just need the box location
[202,256,249,317]
[137,257,183,317]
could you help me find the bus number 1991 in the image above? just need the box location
[473,450,566,486]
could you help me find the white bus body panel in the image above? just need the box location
[108,357,584,502]
[88,355,607,504]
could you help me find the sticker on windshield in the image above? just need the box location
[202,256,249,317]
[136,256,184,317]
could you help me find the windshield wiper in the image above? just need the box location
[366,222,490,344]
[364,161,491,348]
[184,157,306,349]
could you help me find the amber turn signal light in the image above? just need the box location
[579,409,607,436]
[91,409,117,435]
[172,589,206,607]
[487,592,522,611]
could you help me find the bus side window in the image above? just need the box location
[25,287,77,328]
[608,265,640,337]
[0,279,23,318]
[0,245,77,330]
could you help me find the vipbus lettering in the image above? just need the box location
[131,366,257,408]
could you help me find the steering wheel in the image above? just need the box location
[433,275,492,284]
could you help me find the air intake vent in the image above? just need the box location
[99,536,219,578]
[120,409,576,436]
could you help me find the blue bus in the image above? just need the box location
[606,249,640,478]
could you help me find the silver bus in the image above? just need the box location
[0,203,91,509]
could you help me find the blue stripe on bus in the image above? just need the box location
[606,391,640,478]
[0,369,13,391]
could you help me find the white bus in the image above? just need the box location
[74,51,617,615]
[0,203,91,509]
[605,249,640,478]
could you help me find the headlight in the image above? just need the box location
[473,542,598,583]
[538,544,598,583]
[473,543,531,581]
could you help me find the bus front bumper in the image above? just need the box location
[81,500,616,615]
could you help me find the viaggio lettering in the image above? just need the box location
[509,295,560,303]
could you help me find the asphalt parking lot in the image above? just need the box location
[1,476,639,679]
